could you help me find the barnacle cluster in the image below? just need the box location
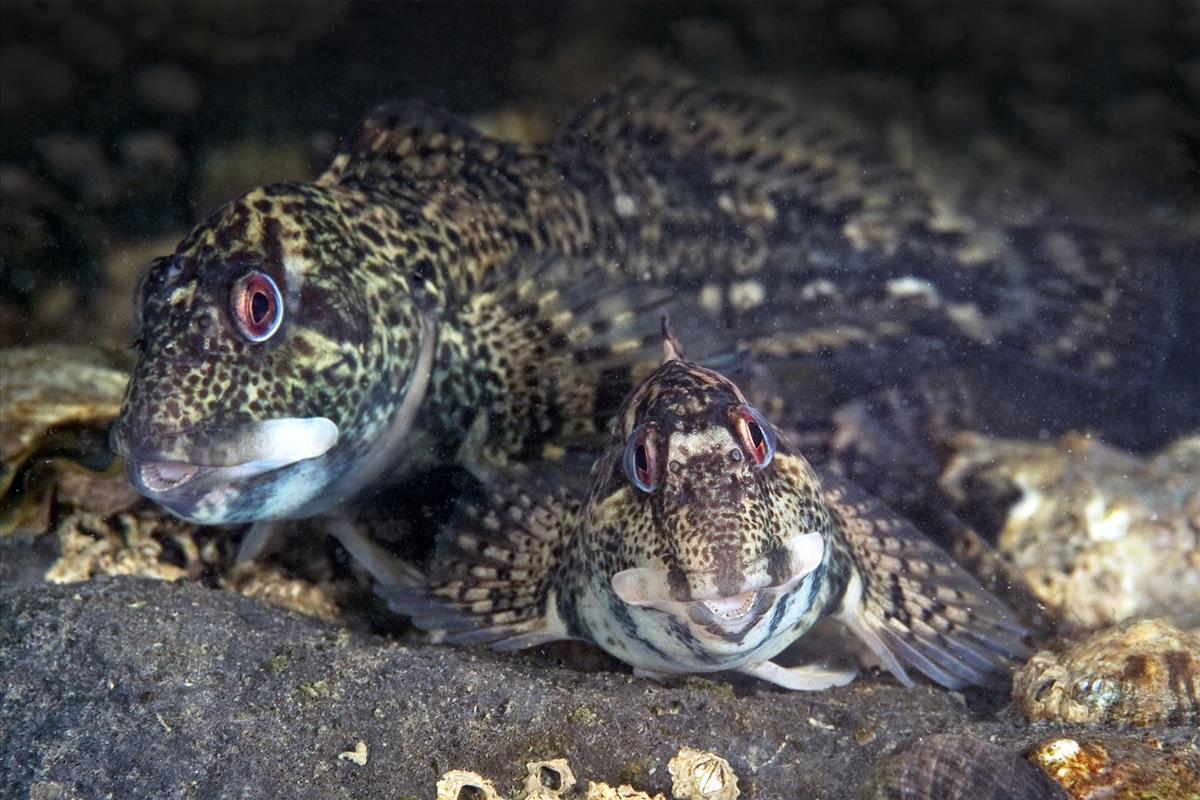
[435,750,738,800]
[1013,618,1200,727]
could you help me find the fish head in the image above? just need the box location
[110,182,426,523]
[591,357,833,643]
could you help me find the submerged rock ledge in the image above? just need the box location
[0,577,1192,799]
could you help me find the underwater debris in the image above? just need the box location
[1028,736,1200,800]
[940,433,1200,631]
[1013,618,1200,727]
[337,741,367,766]
[0,345,133,537]
[45,509,190,584]
[859,734,1067,800]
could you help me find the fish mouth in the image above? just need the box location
[119,417,339,504]
[610,531,825,630]
[700,590,762,621]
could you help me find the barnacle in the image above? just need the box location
[668,748,739,800]
[436,770,502,800]
[521,759,576,799]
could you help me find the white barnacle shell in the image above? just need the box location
[668,748,740,800]
[522,758,576,799]
[436,770,503,800]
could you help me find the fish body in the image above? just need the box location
[112,80,1173,526]
[383,331,1031,690]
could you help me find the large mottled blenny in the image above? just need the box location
[110,78,1172,526]
[378,328,1031,690]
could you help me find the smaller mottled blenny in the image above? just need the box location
[381,326,1031,690]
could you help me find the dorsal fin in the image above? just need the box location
[661,315,685,363]
[823,472,1031,689]
[555,76,936,251]
[317,99,592,288]
[319,99,505,187]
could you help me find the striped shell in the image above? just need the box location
[860,734,1066,800]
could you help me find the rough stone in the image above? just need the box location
[5,576,1165,800]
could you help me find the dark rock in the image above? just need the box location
[0,577,1069,798]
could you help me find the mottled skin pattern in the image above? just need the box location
[560,358,845,678]
[385,342,1031,690]
[110,106,654,523]
[112,78,1174,526]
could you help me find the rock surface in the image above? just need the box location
[0,575,1135,800]
[940,433,1200,631]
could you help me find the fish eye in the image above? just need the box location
[730,404,776,468]
[231,271,283,342]
[623,424,658,493]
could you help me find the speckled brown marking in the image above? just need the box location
[114,80,1174,527]
[384,341,1030,690]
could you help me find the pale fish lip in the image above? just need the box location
[611,531,825,610]
[126,417,339,497]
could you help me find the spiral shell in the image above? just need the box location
[859,734,1066,800]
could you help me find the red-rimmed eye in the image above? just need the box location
[731,404,776,468]
[231,271,283,342]
[623,424,658,493]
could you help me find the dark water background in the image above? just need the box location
[1,6,1199,795]
[2,1,1198,432]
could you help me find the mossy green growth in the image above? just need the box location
[299,679,331,699]
[619,754,654,784]
[570,706,599,727]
